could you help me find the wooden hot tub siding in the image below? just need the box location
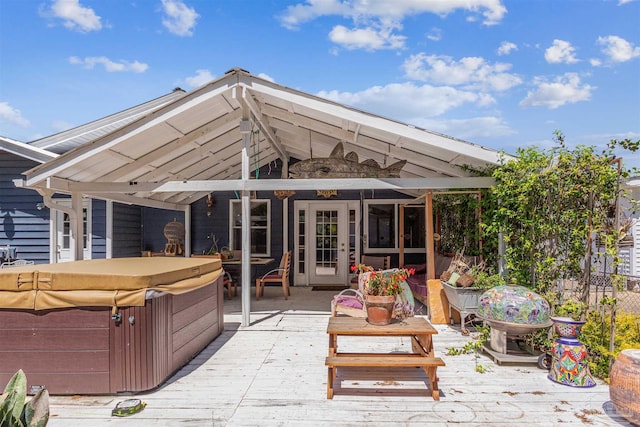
[0,277,223,395]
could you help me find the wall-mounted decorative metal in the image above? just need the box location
[274,190,296,200]
[317,190,337,198]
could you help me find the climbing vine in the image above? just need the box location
[483,132,638,304]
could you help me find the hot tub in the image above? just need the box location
[0,257,224,395]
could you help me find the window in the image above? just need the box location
[229,199,270,256]
[364,200,425,253]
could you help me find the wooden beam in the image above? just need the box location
[240,88,288,161]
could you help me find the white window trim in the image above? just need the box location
[363,199,425,254]
[229,199,271,257]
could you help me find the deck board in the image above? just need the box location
[45,287,633,426]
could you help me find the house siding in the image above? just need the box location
[0,151,50,263]
[112,203,143,258]
[91,199,107,259]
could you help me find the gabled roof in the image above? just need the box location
[28,88,186,154]
[0,136,57,163]
[23,68,509,210]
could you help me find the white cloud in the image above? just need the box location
[0,102,30,127]
[185,69,214,87]
[519,73,594,109]
[278,0,507,53]
[402,53,522,92]
[618,0,635,5]
[329,24,406,51]
[257,73,275,83]
[279,0,507,29]
[317,82,492,119]
[598,35,640,62]
[161,0,199,37]
[589,58,602,67]
[412,116,516,139]
[497,41,517,56]
[45,0,102,32]
[545,39,579,64]
[69,56,148,73]
[426,27,442,41]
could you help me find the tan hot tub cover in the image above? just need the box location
[0,257,222,310]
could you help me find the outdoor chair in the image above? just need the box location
[332,266,414,318]
[255,251,291,300]
[349,255,391,287]
[0,259,35,269]
[191,253,236,299]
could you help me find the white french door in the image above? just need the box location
[54,200,91,262]
[309,205,348,285]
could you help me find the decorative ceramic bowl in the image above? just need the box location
[551,316,585,338]
[477,285,551,325]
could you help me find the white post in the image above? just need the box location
[240,119,252,327]
[71,193,83,261]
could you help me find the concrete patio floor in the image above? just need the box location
[46,286,634,426]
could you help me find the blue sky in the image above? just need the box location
[1,0,639,169]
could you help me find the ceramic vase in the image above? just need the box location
[547,317,596,387]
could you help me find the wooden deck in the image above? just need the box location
[46,287,633,426]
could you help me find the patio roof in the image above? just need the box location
[0,136,57,164]
[21,68,509,210]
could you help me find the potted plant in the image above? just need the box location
[351,264,415,325]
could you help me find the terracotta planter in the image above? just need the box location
[609,349,640,425]
[365,295,395,326]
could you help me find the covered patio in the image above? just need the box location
[19,67,503,327]
[45,288,628,426]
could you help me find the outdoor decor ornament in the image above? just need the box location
[274,190,296,200]
[317,190,337,198]
[288,143,406,179]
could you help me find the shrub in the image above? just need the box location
[580,310,640,381]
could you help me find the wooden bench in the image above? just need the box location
[325,354,445,400]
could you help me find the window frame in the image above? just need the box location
[229,199,271,257]
[363,199,425,254]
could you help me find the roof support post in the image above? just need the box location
[425,190,435,280]
[71,192,84,261]
[240,118,252,327]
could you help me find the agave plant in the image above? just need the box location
[0,369,49,427]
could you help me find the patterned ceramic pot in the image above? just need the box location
[551,316,585,339]
[477,285,551,325]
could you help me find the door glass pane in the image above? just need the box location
[368,204,395,248]
[298,209,305,274]
[63,213,70,249]
[315,210,338,275]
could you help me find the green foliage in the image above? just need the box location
[0,370,49,427]
[472,270,506,290]
[580,310,640,381]
[446,325,491,373]
[482,132,637,302]
[552,298,588,321]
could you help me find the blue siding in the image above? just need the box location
[141,208,185,253]
[91,199,106,259]
[0,151,51,263]
[112,203,143,257]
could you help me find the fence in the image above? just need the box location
[589,273,640,314]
